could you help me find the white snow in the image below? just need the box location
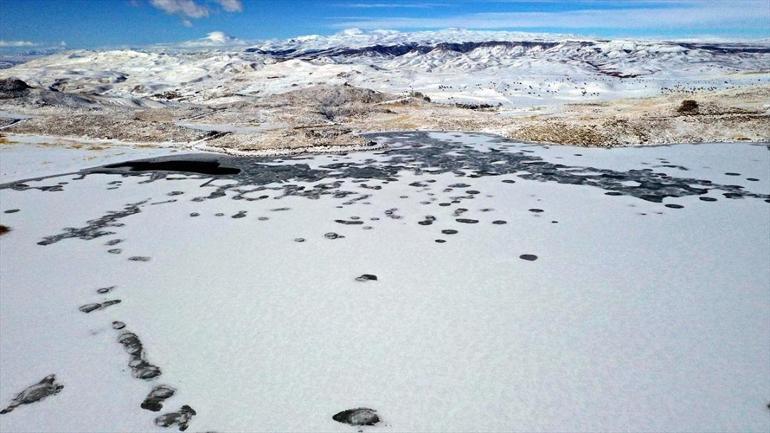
[0,139,185,183]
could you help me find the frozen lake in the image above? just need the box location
[1,132,769,432]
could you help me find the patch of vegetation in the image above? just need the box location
[677,99,699,114]
[455,102,500,110]
[408,91,431,102]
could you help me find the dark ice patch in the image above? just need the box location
[336,219,364,225]
[9,132,770,252]
[117,330,161,380]
[37,200,147,246]
[355,274,378,282]
[418,215,437,225]
[79,299,121,313]
[384,208,402,219]
[97,285,117,294]
[332,408,380,426]
[0,374,63,415]
[103,159,240,176]
[155,405,196,431]
[141,385,176,412]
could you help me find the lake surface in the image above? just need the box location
[1,132,769,432]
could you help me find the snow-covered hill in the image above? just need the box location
[1,29,769,108]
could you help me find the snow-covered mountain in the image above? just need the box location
[2,29,768,108]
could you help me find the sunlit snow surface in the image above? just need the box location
[1,132,769,432]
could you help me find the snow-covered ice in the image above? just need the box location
[0,133,769,432]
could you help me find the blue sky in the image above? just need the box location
[1,0,768,49]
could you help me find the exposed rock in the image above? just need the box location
[0,77,30,97]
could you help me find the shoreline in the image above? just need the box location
[2,130,768,187]
[2,83,768,153]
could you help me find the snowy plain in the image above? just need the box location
[0,133,768,432]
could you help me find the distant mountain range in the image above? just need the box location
[1,29,768,107]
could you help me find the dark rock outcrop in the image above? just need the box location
[0,77,30,97]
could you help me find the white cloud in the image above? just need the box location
[204,31,232,43]
[331,0,769,33]
[149,0,243,22]
[179,31,246,47]
[150,0,209,18]
[0,40,37,48]
[214,0,243,13]
[339,2,448,8]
